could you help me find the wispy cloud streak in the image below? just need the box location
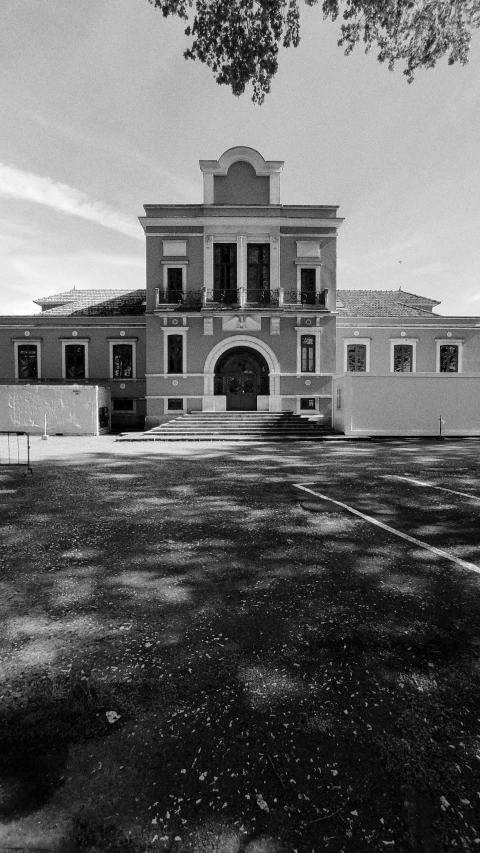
[0,163,142,240]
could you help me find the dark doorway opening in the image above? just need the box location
[214,347,269,411]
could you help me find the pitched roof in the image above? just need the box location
[336,289,440,317]
[35,289,146,316]
[33,287,439,317]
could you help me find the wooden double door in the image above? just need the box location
[214,347,269,411]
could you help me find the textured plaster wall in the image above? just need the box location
[0,384,110,434]
[336,324,480,374]
[214,162,269,205]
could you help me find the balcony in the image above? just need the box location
[155,289,203,309]
[155,287,329,311]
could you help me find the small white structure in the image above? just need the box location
[0,385,111,435]
[332,373,480,437]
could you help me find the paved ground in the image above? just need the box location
[1,437,480,852]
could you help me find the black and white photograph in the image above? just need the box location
[1,2,480,851]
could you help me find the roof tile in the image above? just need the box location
[34,287,439,318]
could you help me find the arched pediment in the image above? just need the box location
[199,147,284,205]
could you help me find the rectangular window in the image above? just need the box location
[112,344,133,378]
[393,344,413,372]
[300,268,316,305]
[214,243,237,300]
[300,397,316,410]
[347,344,366,372]
[17,344,38,379]
[65,344,86,379]
[112,399,135,411]
[336,388,342,410]
[167,398,183,411]
[439,345,459,372]
[301,335,315,373]
[247,244,270,293]
[167,267,183,302]
[167,335,183,374]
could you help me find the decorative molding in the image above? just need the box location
[270,317,280,336]
[61,340,89,380]
[109,339,137,380]
[435,339,463,373]
[204,318,214,336]
[203,335,281,397]
[162,240,187,256]
[13,340,42,380]
[389,338,417,373]
[199,146,284,203]
[296,241,320,258]
[222,315,261,332]
[141,216,344,229]
[296,328,321,374]
[343,338,371,373]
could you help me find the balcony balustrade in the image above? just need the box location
[283,290,328,308]
[156,289,202,308]
[155,286,329,311]
[207,288,239,306]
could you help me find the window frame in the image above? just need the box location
[246,242,271,292]
[296,264,321,302]
[300,334,316,373]
[109,339,137,380]
[167,398,184,411]
[207,235,278,295]
[162,327,188,376]
[112,398,136,412]
[296,327,321,374]
[390,338,417,373]
[300,397,316,411]
[436,339,463,373]
[213,242,238,292]
[62,340,89,380]
[162,263,187,298]
[343,338,371,373]
[14,340,41,380]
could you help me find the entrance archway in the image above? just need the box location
[214,347,269,411]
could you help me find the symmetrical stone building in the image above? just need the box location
[1,147,480,436]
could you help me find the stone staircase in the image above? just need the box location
[119,412,339,442]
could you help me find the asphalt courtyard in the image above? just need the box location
[1,436,480,853]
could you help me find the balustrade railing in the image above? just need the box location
[155,286,329,310]
[244,289,279,307]
[205,288,239,306]
[283,289,328,307]
[156,289,203,308]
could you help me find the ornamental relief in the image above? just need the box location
[221,315,261,332]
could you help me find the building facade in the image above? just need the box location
[141,146,342,429]
[1,146,480,436]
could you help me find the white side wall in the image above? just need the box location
[0,385,110,435]
[332,374,480,436]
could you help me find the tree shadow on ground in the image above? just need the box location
[0,440,479,852]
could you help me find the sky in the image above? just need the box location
[1,1,479,317]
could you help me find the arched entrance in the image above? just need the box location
[214,347,269,411]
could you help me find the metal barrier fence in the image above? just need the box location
[0,432,32,474]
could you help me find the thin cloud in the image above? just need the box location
[0,163,143,240]
[2,101,200,202]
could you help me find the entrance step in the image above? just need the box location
[119,412,339,442]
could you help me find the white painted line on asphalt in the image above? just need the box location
[382,474,480,502]
[293,482,480,576]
